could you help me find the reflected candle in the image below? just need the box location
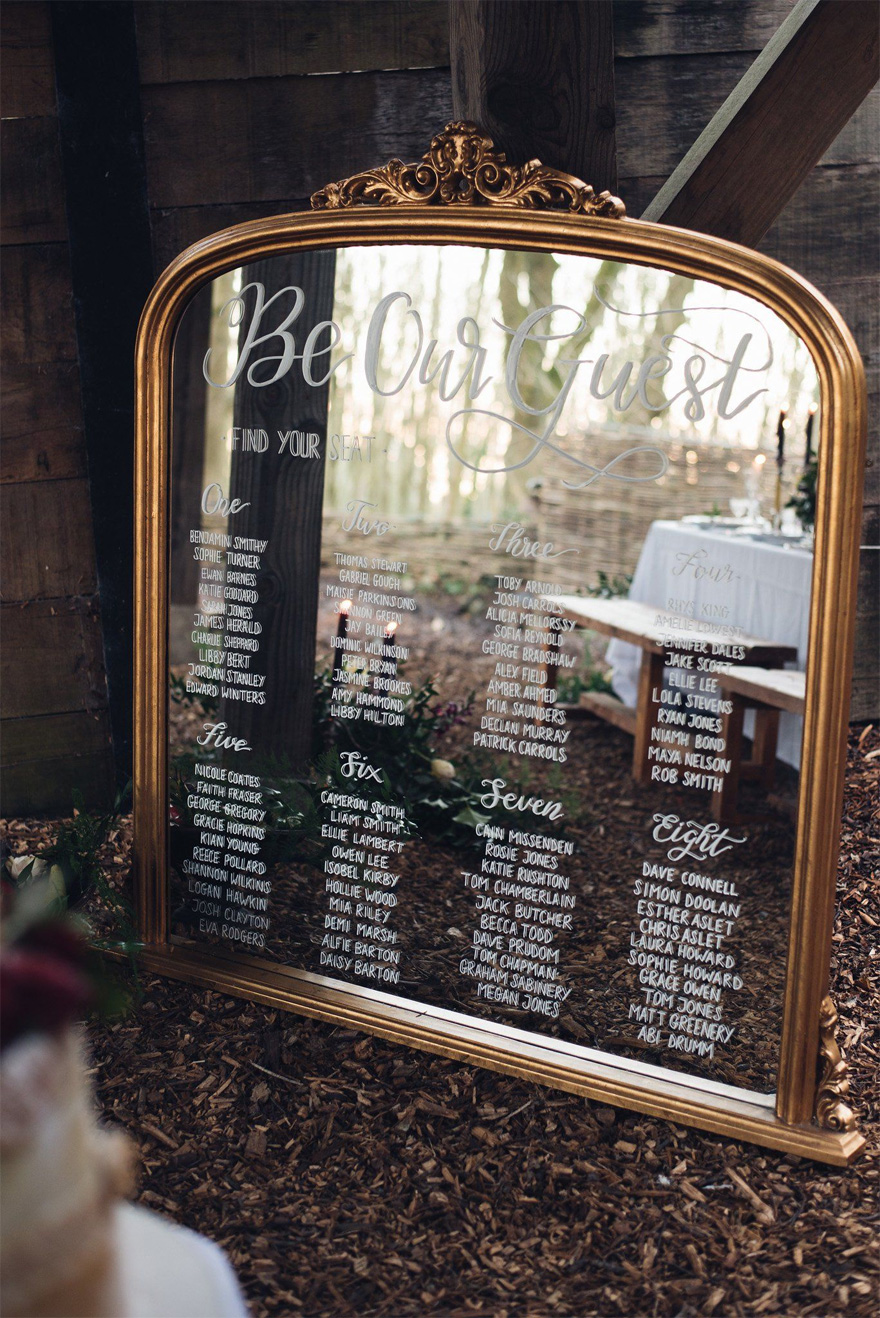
[776,409,787,465]
[382,621,399,679]
[805,405,816,468]
[332,599,352,687]
[775,409,787,514]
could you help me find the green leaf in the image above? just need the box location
[452,806,491,830]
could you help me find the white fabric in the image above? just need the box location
[116,1202,250,1318]
[606,520,813,768]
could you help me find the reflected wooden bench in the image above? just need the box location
[550,596,798,786]
[711,666,806,823]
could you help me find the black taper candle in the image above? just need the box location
[776,408,787,467]
[382,621,399,680]
[805,405,816,467]
[331,600,352,690]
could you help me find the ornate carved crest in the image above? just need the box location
[311,121,626,217]
[815,995,857,1131]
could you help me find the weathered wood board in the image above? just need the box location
[0,710,114,816]
[0,244,78,364]
[0,598,107,720]
[0,479,98,603]
[0,0,55,118]
[613,0,795,58]
[450,0,618,191]
[0,115,65,245]
[1,363,85,486]
[0,1,113,814]
[140,69,454,208]
[150,201,304,277]
[134,0,450,83]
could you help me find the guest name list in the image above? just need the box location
[320,772,406,986]
[627,816,745,1060]
[326,554,415,724]
[628,552,748,1059]
[178,524,272,948]
[476,577,576,764]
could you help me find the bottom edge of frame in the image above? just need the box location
[126,945,866,1167]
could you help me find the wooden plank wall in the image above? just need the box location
[1,1,875,817]
[611,0,878,718]
[0,2,115,814]
[135,0,453,270]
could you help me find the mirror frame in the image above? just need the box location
[133,125,866,1164]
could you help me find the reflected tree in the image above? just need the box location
[229,252,337,769]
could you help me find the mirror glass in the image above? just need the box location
[167,244,819,1101]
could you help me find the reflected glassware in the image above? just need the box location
[780,506,802,537]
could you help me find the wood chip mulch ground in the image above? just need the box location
[2,727,878,1317]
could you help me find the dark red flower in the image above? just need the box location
[0,947,94,1051]
[19,919,89,968]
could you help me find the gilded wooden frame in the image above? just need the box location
[134,134,866,1165]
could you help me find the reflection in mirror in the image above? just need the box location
[168,246,819,1101]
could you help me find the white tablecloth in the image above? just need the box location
[607,521,813,768]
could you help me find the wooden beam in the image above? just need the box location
[450,0,617,193]
[51,1,155,783]
[642,0,879,244]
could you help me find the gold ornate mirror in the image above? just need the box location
[134,124,866,1164]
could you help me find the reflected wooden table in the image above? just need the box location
[604,520,813,767]
[551,596,797,786]
[711,666,807,823]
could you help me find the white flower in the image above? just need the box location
[6,855,48,882]
[5,855,67,920]
[430,759,456,780]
